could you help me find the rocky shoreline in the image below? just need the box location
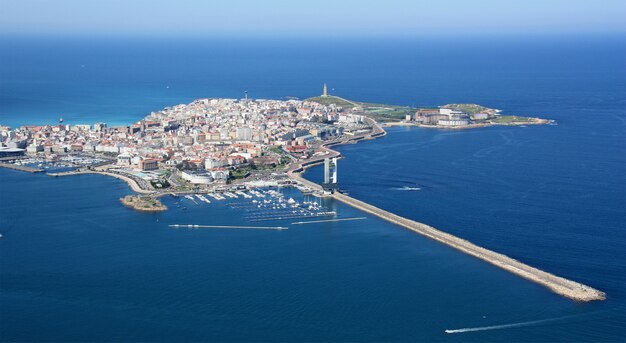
[120,195,167,212]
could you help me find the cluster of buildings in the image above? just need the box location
[0,96,368,186]
[405,108,493,126]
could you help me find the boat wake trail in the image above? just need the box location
[444,312,602,334]
[391,186,421,191]
[445,318,554,334]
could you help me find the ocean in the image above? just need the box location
[1,35,625,342]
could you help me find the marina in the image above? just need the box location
[166,187,339,223]
[0,155,108,173]
[227,189,336,222]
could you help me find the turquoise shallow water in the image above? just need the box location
[1,36,625,341]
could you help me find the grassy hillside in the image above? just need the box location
[305,96,356,109]
[490,115,533,123]
[441,103,495,114]
[355,103,413,121]
[307,96,413,121]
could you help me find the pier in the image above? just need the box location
[47,169,153,194]
[0,162,44,173]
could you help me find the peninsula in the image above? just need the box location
[1,87,602,303]
[306,95,553,128]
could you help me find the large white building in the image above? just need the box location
[181,170,214,184]
[438,119,469,126]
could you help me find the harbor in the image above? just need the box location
[170,187,337,223]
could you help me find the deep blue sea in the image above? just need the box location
[1,36,625,342]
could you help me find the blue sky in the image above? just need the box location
[1,0,625,37]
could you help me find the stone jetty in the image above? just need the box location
[332,192,606,302]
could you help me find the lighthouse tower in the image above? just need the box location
[322,83,328,97]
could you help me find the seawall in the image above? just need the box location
[48,169,153,194]
[0,162,44,173]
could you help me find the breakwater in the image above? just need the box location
[48,169,153,194]
[0,162,44,173]
[332,192,605,302]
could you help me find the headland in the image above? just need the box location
[305,95,554,128]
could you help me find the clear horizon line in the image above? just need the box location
[2,30,626,40]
